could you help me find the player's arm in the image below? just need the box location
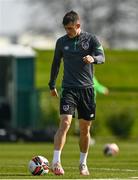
[94,76,109,95]
[48,39,62,97]
[91,35,105,64]
[83,35,105,64]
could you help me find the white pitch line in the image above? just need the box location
[0,179,133,180]
[0,166,137,173]
[0,167,138,180]
[92,167,138,172]
[66,166,138,172]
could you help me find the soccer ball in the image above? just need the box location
[28,155,49,175]
[103,143,119,156]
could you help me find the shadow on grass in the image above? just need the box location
[0,173,30,177]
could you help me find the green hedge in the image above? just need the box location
[35,49,138,89]
[34,49,138,137]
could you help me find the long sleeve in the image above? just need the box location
[91,35,105,64]
[48,39,63,90]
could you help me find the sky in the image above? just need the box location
[0,0,27,35]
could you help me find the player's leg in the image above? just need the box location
[77,87,95,175]
[51,88,76,175]
[51,114,72,175]
[79,119,92,175]
[79,119,92,153]
[54,114,72,153]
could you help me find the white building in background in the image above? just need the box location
[0,0,55,49]
[18,34,55,50]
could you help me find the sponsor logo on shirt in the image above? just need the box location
[64,46,69,50]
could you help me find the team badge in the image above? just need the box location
[63,105,69,111]
[81,41,89,50]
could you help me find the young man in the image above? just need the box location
[48,10,105,176]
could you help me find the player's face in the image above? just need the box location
[64,22,80,38]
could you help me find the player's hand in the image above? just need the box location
[104,88,109,96]
[50,88,59,97]
[83,55,94,64]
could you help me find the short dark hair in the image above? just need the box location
[62,11,79,26]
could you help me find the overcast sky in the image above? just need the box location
[0,0,28,35]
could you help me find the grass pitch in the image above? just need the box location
[0,136,138,179]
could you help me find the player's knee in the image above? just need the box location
[80,126,90,136]
[60,117,71,132]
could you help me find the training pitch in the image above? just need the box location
[0,136,138,179]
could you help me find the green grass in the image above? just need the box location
[35,89,138,137]
[0,136,138,179]
[35,49,63,89]
[95,50,138,89]
[35,49,138,89]
[95,91,138,137]
[1,50,138,179]
[33,49,138,137]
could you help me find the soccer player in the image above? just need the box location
[48,10,105,176]
[93,76,109,96]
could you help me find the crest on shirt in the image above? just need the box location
[81,41,89,50]
[63,105,69,111]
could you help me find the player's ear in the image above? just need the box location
[76,23,80,29]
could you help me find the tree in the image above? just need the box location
[26,0,138,49]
